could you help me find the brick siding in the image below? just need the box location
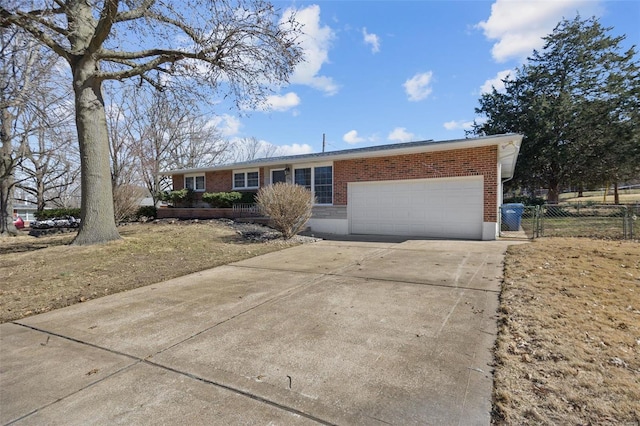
[205,170,233,192]
[333,145,498,222]
[170,146,499,222]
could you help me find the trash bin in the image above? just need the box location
[502,203,524,231]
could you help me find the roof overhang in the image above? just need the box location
[160,133,523,179]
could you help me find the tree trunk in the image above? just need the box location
[613,181,619,205]
[547,180,561,204]
[0,174,18,237]
[71,59,121,245]
[1,109,18,236]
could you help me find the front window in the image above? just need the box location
[294,165,332,204]
[314,166,332,204]
[233,170,260,189]
[185,174,205,192]
[247,171,259,187]
[294,168,311,189]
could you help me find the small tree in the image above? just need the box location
[256,183,314,239]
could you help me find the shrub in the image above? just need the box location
[35,208,82,220]
[113,184,147,222]
[503,196,546,206]
[256,183,314,239]
[238,191,257,204]
[202,191,243,208]
[136,206,157,220]
[160,188,194,207]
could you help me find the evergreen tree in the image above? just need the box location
[472,16,639,203]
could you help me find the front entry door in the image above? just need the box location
[272,169,286,184]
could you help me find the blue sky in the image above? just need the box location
[209,0,640,156]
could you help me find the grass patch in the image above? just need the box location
[0,222,300,323]
[494,238,640,424]
[559,188,640,204]
[540,217,628,239]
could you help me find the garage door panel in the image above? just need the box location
[349,177,483,239]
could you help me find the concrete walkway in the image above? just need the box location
[1,238,517,425]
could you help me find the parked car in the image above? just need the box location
[13,216,25,229]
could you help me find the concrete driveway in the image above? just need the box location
[1,238,515,425]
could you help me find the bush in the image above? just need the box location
[504,195,546,206]
[238,191,257,204]
[160,188,194,207]
[35,208,81,220]
[202,191,243,208]
[136,206,157,220]
[113,184,147,222]
[256,183,314,239]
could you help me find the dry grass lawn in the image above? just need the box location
[495,238,640,424]
[0,221,299,323]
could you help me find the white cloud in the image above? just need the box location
[443,120,474,131]
[362,28,380,53]
[388,127,415,143]
[265,92,301,112]
[209,114,241,137]
[477,0,601,63]
[277,143,314,156]
[480,69,514,94]
[343,130,365,144]
[403,72,434,102]
[282,5,339,95]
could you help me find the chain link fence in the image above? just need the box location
[499,203,637,240]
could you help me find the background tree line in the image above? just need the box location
[471,16,639,204]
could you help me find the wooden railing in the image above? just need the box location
[232,203,262,216]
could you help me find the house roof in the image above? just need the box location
[13,203,38,211]
[161,133,523,179]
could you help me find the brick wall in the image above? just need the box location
[333,145,498,222]
[205,170,233,192]
[172,174,184,190]
[157,208,246,220]
[311,205,348,219]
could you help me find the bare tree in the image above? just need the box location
[105,84,145,220]
[134,90,188,205]
[232,136,282,162]
[16,89,78,211]
[2,0,304,245]
[1,28,60,236]
[111,86,231,207]
[165,115,231,169]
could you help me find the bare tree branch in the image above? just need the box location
[1,9,70,60]
[114,0,156,23]
[88,0,119,53]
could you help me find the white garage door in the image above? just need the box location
[348,176,484,239]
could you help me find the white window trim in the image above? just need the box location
[293,163,333,205]
[232,169,260,190]
[184,173,206,192]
